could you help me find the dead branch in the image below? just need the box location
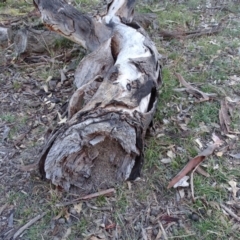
[13,212,47,239]
[56,188,116,207]
[220,204,240,222]
[34,0,162,193]
[160,21,225,40]
[175,73,216,102]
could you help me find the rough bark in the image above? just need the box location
[35,0,162,193]
[0,24,65,66]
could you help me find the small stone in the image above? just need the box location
[134,222,141,230]
[198,208,206,216]
[189,213,199,221]
[100,223,105,228]
[150,208,159,217]
[149,216,156,224]
[69,208,77,215]
[153,228,159,236]
[58,218,65,224]
[49,80,57,90]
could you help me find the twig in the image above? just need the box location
[204,6,236,14]
[168,233,196,239]
[219,99,240,135]
[220,204,240,222]
[190,163,201,202]
[141,227,148,240]
[158,221,168,240]
[86,202,112,211]
[13,212,47,239]
[18,162,38,171]
[207,230,221,236]
[168,133,222,189]
[13,62,49,68]
[160,23,224,40]
[56,188,115,207]
[175,73,216,101]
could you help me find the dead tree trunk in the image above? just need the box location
[35,0,162,192]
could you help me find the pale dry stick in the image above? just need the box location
[86,202,112,211]
[207,230,221,236]
[0,203,8,215]
[220,204,240,222]
[61,227,71,240]
[175,73,216,101]
[56,188,115,207]
[168,233,196,239]
[19,162,38,171]
[190,163,201,202]
[141,228,148,240]
[158,221,168,240]
[155,229,162,240]
[13,212,47,239]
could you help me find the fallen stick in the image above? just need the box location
[56,188,116,207]
[175,73,216,101]
[168,134,222,189]
[168,233,196,239]
[13,212,47,239]
[220,204,240,222]
[160,20,225,40]
[18,162,38,171]
[35,0,162,193]
[158,221,168,240]
[0,203,8,215]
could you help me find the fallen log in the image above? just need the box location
[35,0,162,193]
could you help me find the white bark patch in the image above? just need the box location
[105,0,125,23]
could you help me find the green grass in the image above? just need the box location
[54,37,74,49]
[96,195,107,207]
[1,1,240,239]
[0,0,33,16]
[73,0,100,11]
[141,1,240,239]
[0,112,31,139]
[115,188,128,213]
[193,176,227,201]
[189,102,220,128]
[13,81,22,90]
[155,67,179,120]
[0,113,16,123]
[75,218,88,235]
[145,138,162,168]
[23,213,52,239]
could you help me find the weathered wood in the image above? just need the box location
[0,24,63,58]
[35,0,162,193]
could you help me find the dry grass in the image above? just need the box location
[0,0,240,239]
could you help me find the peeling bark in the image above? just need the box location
[35,0,162,193]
